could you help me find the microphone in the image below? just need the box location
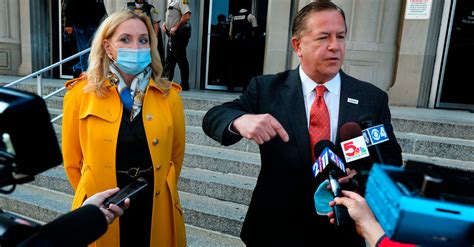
[339,122,371,171]
[312,140,346,179]
[19,205,108,247]
[328,170,353,229]
[359,115,388,164]
[339,122,373,194]
[312,140,353,229]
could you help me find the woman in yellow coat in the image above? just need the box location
[62,10,186,247]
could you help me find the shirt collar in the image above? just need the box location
[299,66,341,97]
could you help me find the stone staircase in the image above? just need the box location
[1,78,473,246]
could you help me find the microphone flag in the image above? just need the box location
[362,124,389,146]
[312,147,346,177]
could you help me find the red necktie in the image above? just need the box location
[309,85,330,162]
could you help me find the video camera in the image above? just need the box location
[0,87,63,246]
[0,87,62,188]
[365,161,474,246]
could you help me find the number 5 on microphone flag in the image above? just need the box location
[341,136,370,163]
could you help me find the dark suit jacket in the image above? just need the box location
[202,69,402,246]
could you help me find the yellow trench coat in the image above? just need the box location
[62,78,186,247]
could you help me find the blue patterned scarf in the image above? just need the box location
[109,64,152,121]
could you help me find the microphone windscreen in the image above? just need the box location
[20,205,108,247]
[339,122,362,141]
[358,114,373,124]
[358,114,374,129]
[313,140,335,157]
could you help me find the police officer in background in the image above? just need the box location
[125,0,165,62]
[228,8,258,92]
[63,0,106,78]
[162,0,191,91]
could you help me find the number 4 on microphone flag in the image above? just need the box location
[341,136,370,163]
[362,124,389,146]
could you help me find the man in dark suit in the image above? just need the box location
[202,2,402,246]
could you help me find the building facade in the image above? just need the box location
[0,0,472,111]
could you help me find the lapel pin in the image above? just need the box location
[347,98,359,105]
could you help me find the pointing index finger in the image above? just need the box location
[270,117,289,142]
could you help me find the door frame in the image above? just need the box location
[204,0,229,90]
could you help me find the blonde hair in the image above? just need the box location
[84,10,170,95]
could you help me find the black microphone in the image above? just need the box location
[312,140,353,229]
[339,122,373,194]
[18,205,108,247]
[312,140,347,178]
[359,115,386,164]
[328,170,353,229]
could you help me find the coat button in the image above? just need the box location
[156,164,161,170]
[153,139,159,145]
[146,113,153,121]
[155,190,160,196]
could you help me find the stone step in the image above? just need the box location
[0,183,247,238]
[50,123,260,178]
[185,109,206,127]
[34,161,256,206]
[45,95,63,109]
[402,153,474,172]
[179,191,247,237]
[180,167,256,205]
[186,126,259,154]
[397,132,474,162]
[25,83,473,141]
[46,108,206,128]
[180,91,239,111]
[185,143,260,178]
[186,225,244,247]
[49,108,62,120]
[186,124,474,162]
[0,184,71,223]
[0,79,67,97]
[52,119,474,168]
[391,106,474,141]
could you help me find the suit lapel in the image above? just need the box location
[337,71,361,143]
[280,69,312,166]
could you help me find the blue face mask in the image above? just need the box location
[113,47,151,75]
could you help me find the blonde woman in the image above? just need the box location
[62,10,186,246]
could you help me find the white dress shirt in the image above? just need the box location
[299,66,341,143]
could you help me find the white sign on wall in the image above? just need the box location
[405,0,432,20]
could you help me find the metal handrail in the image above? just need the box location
[3,47,91,123]
[4,48,90,88]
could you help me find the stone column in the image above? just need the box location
[334,0,402,91]
[0,0,21,75]
[388,0,444,107]
[263,0,293,74]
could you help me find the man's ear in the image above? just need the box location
[291,37,302,57]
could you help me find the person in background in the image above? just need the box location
[125,0,165,63]
[202,2,402,246]
[228,8,258,92]
[328,190,415,247]
[162,0,192,91]
[62,10,186,247]
[63,0,107,78]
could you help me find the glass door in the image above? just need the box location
[204,0,266,91]
[58,0,78,79]
[437,0,474,111]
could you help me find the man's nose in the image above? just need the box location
[327,36,340,51]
